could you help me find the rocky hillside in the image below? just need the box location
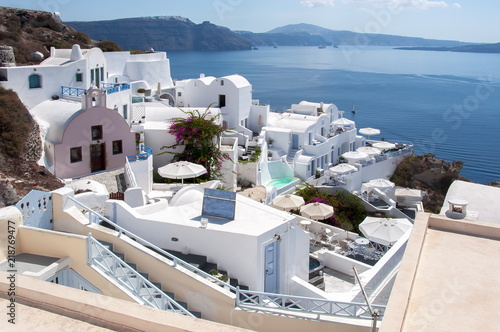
[0,88,63,207]
[390,153,466,213]
[0,6,120,65]
[67,17,252,51]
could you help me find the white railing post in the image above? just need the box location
[86,232,93,265]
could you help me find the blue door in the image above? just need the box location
[292,134,299,149]
[264,241,280,293]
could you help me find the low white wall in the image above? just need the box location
[317,250,371,277]
[129,157,152,194]
[289,275,329,299]
[238,161,258,186]
[0,206,23,263]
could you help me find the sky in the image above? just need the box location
[4,0,498,43]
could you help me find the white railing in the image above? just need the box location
[67,196,236,291]
[236,289,385,320]
[86,234,195,317]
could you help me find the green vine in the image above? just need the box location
[158,105,230,180]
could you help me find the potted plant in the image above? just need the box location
[268,151,273,161]
[137,88,146,96]
[208,269,228,282]
[267,138,274,147]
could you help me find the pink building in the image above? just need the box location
[32,88,136,179]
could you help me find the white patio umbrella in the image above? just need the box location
[329,163,358,174]
[272,194,305,211]
[342,151,369,163]
[372,142,396,151]
[367,178,395,190]
[359,127,380,137]
[300,202,334,220]
[332,118,355,127]
[356,146,381,156]
[395,188,423,205]
[359,217,412,246]
[395,188,422,199]
[157,161,207,184]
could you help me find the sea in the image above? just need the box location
[166,46,500,184]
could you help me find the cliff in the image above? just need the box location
[390,153,466,213]
[241,23,470,47]
[0,6,120,65]
[0,88,63,207]
[67,17,252,51]
[396,42,500,54]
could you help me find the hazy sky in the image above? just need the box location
[4,0,498,43]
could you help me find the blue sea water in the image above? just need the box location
[166,46,500,184]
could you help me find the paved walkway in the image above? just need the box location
[76,168,126,193]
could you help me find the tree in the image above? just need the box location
[159,105,230,180]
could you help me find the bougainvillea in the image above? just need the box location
[159,106,230,181]
[295,183,367,232]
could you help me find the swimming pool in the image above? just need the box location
[266,177,297,189]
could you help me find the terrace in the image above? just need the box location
[297,215,409,304]
[60,83,131,98]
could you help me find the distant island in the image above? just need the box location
[396,42,500,54]
[66,18,474,51]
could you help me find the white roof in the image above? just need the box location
[221,74,250,88]
[138,187,293,236]
[440,180,500,224]
[40,48,90,66]
[30,99,83,144]
[267,112,318,133]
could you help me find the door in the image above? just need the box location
[90,143,106,173]
[264,241,280,293]
[292,134,299,149]
[219,94,226,107]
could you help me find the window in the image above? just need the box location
[220,79,224,86]
[28,74,41,89]
[177,91,182,97]
[123,105,128,119]
[70,147,82,163]
[112,140,123,155]
[75,72,83,82]
[91,125,103,140]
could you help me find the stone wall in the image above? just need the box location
[0,46,15,67]
[21,121,42,162]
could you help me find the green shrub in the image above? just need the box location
[95,40,122,52]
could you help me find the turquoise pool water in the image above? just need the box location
[267,177,297,189]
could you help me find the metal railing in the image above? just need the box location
[67,196,236,292]
[61,86,86,97]
[101,83,131,94]
[86,234,195,317]
[127,145,152,162]
[103,86,119,94]
[236,289,385,320]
